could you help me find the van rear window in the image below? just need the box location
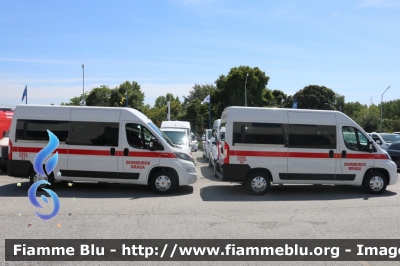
[16,120,69,143]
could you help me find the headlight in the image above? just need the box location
[174,152,193,162]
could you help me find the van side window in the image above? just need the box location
[233,122,285,145]
[342,126,369,152]
[16,119,69,144]
[289,124,336,149]
[126,123,154,149]
[69,122,119,146]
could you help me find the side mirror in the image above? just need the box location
[149,138,160,151]
[376,139,382,145]
[368,140,373,153]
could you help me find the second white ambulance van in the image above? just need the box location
[7,105,197,194]
[219,107,397,195]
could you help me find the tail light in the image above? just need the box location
[8,139,12,160]
[223,141,230,164]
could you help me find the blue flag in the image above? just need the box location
[292,99,298,109]
[21,86,27,103]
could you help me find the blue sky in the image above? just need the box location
[0,0,399,109]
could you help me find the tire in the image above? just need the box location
[29,169,55,188]
[363,171,387,194]
[246,172,271,195]
[213,161,218,177]
[203,153,205,158]
[208,156,213,168]
[151,169,177,194]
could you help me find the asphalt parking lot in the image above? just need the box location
[1,150,400,265]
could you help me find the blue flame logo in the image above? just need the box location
[28,130,60,220]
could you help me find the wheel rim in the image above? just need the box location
[33,173,48,187]
[369,176,384,191]
[251,176,267,192]
[155,175,171,191]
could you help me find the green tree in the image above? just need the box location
[213,66,272,116]
[61,94,86,106]
[272,90,287,107]
[293,85,336,110]
[182,83,216,106]
[85,86,112,106]
[109,81,145,111]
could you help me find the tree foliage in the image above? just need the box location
[293,85,336,110]
[213,66,272,115]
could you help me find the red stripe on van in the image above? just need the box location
[229,150,388,160]
[13,147,176,158]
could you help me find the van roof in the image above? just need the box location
[221,106,353,125]
[13,104,150,123]
[160,128,186,132]
[161,121,190,128]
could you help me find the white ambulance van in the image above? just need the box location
[160,121,191,153]
[209,119,221,167]
[202,129,212,159]
[7,105,197,194]
[219,107,397,195]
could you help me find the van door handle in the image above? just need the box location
[329,150,334,158]
[124,148,129,156]
[342,150,347,158]
[110,148,115,156]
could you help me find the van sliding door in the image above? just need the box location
[287,112,339,184]
[65,110,120,181]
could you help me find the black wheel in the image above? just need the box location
[151,169,177,194]
[203,153,205,158]
[246,172,271,195]
[208,156,213,168]
[29,169,54,188]
[0,166,6,172]
[363,171,387,194]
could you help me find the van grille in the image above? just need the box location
[1,146,8,160]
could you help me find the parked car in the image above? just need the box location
[386,142,400,168]
[368,132,390,150]
[380,133,400,145]
[190,132,198,152]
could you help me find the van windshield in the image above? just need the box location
[162,131,188,145]
[148,122,174,147]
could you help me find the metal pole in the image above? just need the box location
[244,73,249,106]
[380,86,390,133]
[82,64,85,105]
[209,95,211,129]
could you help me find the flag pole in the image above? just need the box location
[209,95,211,129]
